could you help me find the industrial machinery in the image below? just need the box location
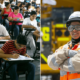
[40,0,80,79]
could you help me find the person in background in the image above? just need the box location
[20,3,26,14]
[23,3,32,17]
[0,0,5,10]
[22,11,39,57]
[36,7,40,17]
[26,3,32,12]
[31,0,36,7]
[0,34,35,80]
[26,0,31,3]
[1,2,12,31]
[17,2,21,7]
[11,0,16,6]
[8,6,24,39]
[0,24,10,40]
[0,24,10,48]
[0,0,5,24]
[4,0,9,2]
[0,23,10,48]
[17,0,24,3]
[36,0,40,7]
[48,11,80,80]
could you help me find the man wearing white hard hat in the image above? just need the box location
[48,11,80,80]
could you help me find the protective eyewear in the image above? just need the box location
[68,25,80,31]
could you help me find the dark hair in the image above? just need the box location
[14,6,19,10]
[16,34,27,45]
[30,11,37,15]
[36,7,39,9]
[5,2,10,7]
[26,3,31,9]
[22,2,25,5]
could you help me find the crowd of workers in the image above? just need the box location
[0,0,40,80]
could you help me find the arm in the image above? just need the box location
[48,49,77,71]
[23,53,30,57]
[0,36,10,40]
[19,18,24,21]
[11,9,13,12]
[58,51,80,72]
[0,49,19,58]
[22,25,37,29]
[33,29,40,37]
[8,17,19,21]
[22,18,37,29]
[0,9,4,16]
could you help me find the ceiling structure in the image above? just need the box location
[41,0,80,11]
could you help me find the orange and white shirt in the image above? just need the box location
[48,41,80,80]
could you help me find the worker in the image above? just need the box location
[48,11,80,80]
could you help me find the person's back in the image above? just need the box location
[0,24,10,47]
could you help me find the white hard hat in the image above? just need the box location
[66,11,80,27]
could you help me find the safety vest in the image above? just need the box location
[60,42,80,80]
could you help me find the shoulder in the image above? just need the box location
[0,24,6,30]
[6,40,14,45]
[24,18,29,21]
[34,19,37,22]
[9,12,13,15]
[4,8,6,10]
[7,40,14,43]
[57,43,69,51]
[18,13,22,15]
[24,18,29,20]
[9,12,13,14]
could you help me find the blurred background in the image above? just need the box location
[41,0,80,80]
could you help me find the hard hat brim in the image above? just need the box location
[66,17,80,24]
[66,17,80,27]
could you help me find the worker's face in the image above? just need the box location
[22,4,25,7]
[14,9,19,14]
[36,7,40,12]
[69,22,80,39]
[7,4,10,8]
[30,14,36,21]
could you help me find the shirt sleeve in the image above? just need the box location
[8,12,12,17]
[1,41,9,54]
[20,13,23,19]
[20,47,26,55]
[48,49,69,70]
[23,18,28,25]
[2,25,9,36]
[48,48,78,72]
